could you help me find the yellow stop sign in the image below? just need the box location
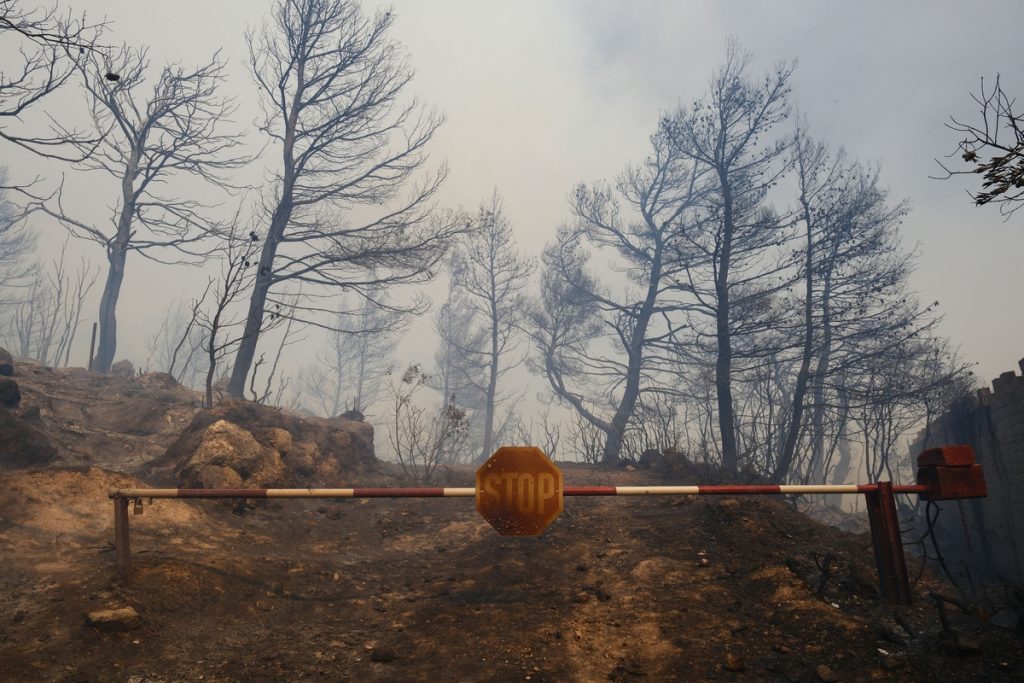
[476,446,564,535]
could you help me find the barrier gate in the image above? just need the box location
[108,444,987,605]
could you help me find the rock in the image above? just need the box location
[0,377,21,408]
[86,606,140,632]
[339,408,364,421]
[881,655,905,671]
[0,409,57,468]
[370,646,398,663]
[637,448,662,469]
[256,427,293,455]
[18,404,41,421]
[285,441,319,476]
[0,347,13,376]
[189,464,244,489]
[815,664,838,682]
[724,653,745,672]
[991,608,1021,630]
[956,635,980,654]
[110,359,135,377]
[140,372,177,388]
[178,419,288,489]
[624,464,636,472]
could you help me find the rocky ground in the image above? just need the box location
[0,359,1022,682]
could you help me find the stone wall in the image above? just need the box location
[909,358,1024,586]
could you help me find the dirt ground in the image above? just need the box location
[1,363,1022,681]
[1,462,1022,683]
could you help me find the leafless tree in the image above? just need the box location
[429,256,488,459]
[528,104,711,464]
[936,74,1024,218]
[195,222,261,408]
[0,1,105,161]
[0,168,35,297]
[662,41,795,477]
[31,45,246,372]
[300,293,402,417]
[229,0,464,397]
[387,364,468,483]
[146,294,210,386]
[5,240,96,365]
[454,191,533,461]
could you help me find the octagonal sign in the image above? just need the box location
[476,446,564,536]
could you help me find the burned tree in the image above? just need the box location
[0,1,104,161]
[527,111,709,464]
[430,255,488,460]
[300,293,402,417]
[662,43,794,476]
[229,0,460,398]
[454,192,533,461]
[34,46,245,372]
[936,74,1024,218]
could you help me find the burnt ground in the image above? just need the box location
[0,362,1022,682]
[1,463,1022,683]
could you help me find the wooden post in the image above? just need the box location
[114,496,131,582]
[88,322,98,372]
[865,481,911,605]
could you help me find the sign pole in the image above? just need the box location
[864,481,911,605]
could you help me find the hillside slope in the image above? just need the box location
[0,364,1020,682]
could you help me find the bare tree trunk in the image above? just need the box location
[227,243,276,397]
[601,242,663,465]
[716,180,738,477]
[228,170,293,397]
[775,180,816,483]
[480,312,499,461]
[94,169,136,372]
[93,248,125,372]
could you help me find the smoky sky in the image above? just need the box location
[5,0,1024,388]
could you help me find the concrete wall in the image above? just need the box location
[909,358,1024,586]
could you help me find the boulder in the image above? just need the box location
[110,359,134,377]
[284,441,319,476]
[0,377,21,408]
[177,419,288,489]
[0,410,58,468]
[255,427,293,455]
[0,347,13,376]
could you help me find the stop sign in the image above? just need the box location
[476,446,564,536]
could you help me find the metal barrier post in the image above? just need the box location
[864,481,911,605]
[114,495,131,582]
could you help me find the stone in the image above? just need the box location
[285,441,319,476]
[256,427,293,455]
[370,646,398,663]
[724,653,745,672]
[0,377,21,408]
[86,606,140,632]
[178,419,289,488]
[815,664,838,682]
[110,359,135,377]
[0,410,57,468]
[0,347,13,376]
[190,464,244,489]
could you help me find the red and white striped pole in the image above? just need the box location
[109,482,929,500]
[108,444,986,606]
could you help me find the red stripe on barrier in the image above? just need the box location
[176,488,269,498]
[352,487,447,497]
[564,486,617,496]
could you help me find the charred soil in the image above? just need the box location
[0,365,1021,682]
